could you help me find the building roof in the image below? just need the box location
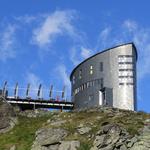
[70,42,138,80]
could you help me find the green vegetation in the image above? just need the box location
[77,142,92,150]
[0,115,52,150]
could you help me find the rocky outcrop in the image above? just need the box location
[0,105,149,150]
[31,128,80,150]
[31,120,150,150]
[0,97,17,134]
[77,124,92,135]
[31,107,150,150]
[90,124,134,150]
[130,119,150,150]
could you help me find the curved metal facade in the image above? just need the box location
[70,43,137,111]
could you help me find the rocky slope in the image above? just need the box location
[31,107,150,150]
[0,97,17,134]
[0,102,149,150]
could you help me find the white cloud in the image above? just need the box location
[56,64,71,95]
[122,20,150,80]
[70,46,81,66]
[123,20,137,32]
[96,27,111,50]
[70,46,93,66]
[81,47,92,59]
[96,20,150,80]
[0,25,17,62]
[99,27,111,40]
[32,10,78,48]
[25,72,43,98]
[26,72,42,89]
[14,15,37,24]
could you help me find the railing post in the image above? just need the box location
[14,82,19,99]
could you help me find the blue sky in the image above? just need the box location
[0,0,150,112]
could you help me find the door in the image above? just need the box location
[99,91,103,105]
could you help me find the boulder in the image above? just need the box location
[58,140,80,150]
[9,145,16,150]
[31,128,68,150]
[77,126,91,135]
[90,124,130,150]
[0,97,17,134]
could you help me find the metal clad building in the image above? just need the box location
[70,43,137,111]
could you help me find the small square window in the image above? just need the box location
[100,78,104,88]
[79,69,82,79]
[73,76,75,84]
[100,62,103,71]
[90,70,93,74]
[90,65,93,75]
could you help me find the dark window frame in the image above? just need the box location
[100,62,103,72]
[118,55,133,58]
[100,78,104,88]
[118,62,133,64]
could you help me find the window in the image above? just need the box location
[126,83,134,86]
[100,62,103,71]
[90,65,93,75]
[119,76,133,78]
[119,83,124,85]
[87,82,90,88]
[100,78,104,88]
[81,85,84,91]
[79,69,82,79]
[118,55,133,58]
[118,62,133,64]
[73,76,75,84]
[119,69,133,71]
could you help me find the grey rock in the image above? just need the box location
[120,144,127,150]
[130,123,150,150]
[31,128,67,150]
[0,97,17,134]
[91,124,130,150]
[94,135,105,147]
[43,144,59,150]
[10,145,16,150]
[78,123,84,128]
[115,141,123,148]
[77,126,91,135]
[127,137,137,148]
[130,143,149,150]
[49,120,66,127]
[58,140,80,150]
